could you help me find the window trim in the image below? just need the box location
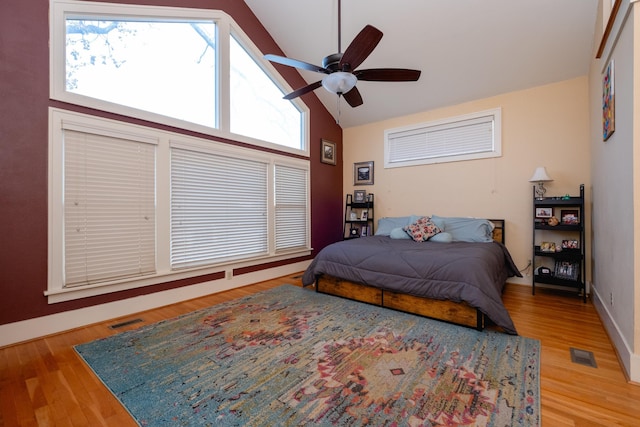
[383,108,502,168]
[48,108,311,304]
[49,0,310,157]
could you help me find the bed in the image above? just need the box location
[302,216,521,334]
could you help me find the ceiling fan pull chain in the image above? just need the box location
[336,95,341,124]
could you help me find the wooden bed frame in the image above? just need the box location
[314,219,506,331]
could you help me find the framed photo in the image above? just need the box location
[349,212,357,221]
[562,239,579,250]
[354,161,374,185]
[603,59,615,141]
[540,241,556,253]
[361,211,368,220]
[361,225,369,237]
[555,260,579,280]
[320,139,336,165]
[353,190,366,203]
[535,207,552,218]
[561,209,579,225]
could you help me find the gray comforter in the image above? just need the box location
[302,236,521,334]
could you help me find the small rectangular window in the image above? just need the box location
[384,108,501,168]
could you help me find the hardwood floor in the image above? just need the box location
[1,274,639,426]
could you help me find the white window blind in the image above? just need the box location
[170,147,269,269]
[275,164,308,251]
[64,130,156,286]
[384,108,501,168]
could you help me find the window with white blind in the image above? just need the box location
[170,147,269,269]
[64,129,156,286]
[274,164,309,252]
[384,108,501,168]
[48,108,311,303]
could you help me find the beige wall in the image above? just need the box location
[343,76,590,286]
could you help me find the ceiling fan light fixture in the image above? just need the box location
[322,72,357,94]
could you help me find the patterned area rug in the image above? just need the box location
[75,285,540,426]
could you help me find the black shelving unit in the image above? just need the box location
[344,193,374,239]
[532,184,586,302]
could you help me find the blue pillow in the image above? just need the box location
[375,215,420,236]
[389,227,411,239]
[429,232,453,243]
[430,215,494,242]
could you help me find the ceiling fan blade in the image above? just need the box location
[356,68,422,82]
[342,86,363,108]
[265,54,329,74]
[339,25,383,72]
[283,80,323,100]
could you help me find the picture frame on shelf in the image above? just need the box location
[349,212,357,221]
[561,209,579,224]
[354,161,374,185]
[535,207,552,218]
[353,190,366,203]
[555,260,579,280]
[320,139,336,165]
[361,211,368,220]
[361,225,369,237]
[562,239,579,249]
[540,241,556,252]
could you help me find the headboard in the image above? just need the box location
[489,219,505,244]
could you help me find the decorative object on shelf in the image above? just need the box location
[547,216,559,226]
[529,166,553,199]
[535,266,551,276]
[603,59,615,141]
[361,211,368,220]
[361,225,369,237]
[320,139,337,165]
[555,260,580,280]
[535,207,552,218]
[540,242,556,253]
[561,209,579,224]
[354,161,374,185]
[353,189,366,203]
[349,212,357,220]
[562,240,579,249]
[350,227,359,237]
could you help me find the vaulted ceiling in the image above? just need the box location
[245,0,599,128]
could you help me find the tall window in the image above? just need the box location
[50,0,309,155]
[230,35,302,149]
[66,19,217,128]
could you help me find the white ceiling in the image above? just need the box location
[244,0,599,128]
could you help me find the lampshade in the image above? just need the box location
[529,167,553,183]
[322,72,357,94]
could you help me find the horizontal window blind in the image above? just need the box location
[64,130,156,286]
[385,109,501,168]
[274,164,308,251]
[171,147,269,269]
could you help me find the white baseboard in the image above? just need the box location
[0,261,310,348]
[592,286,640,383]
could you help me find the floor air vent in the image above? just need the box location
[109,318,143,329]
[570,347,597,368]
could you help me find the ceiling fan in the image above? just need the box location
[264,0,421,108]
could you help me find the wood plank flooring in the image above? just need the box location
[1,274,639,426]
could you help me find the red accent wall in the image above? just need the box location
[0,0,343,325]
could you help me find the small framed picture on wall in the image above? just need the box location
[354,161,374,185]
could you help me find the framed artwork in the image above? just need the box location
[320,139,336,165]
[361,225,369,237]
[361,211,368,220]
[560,209,579,225]
[354,161,374,185]
[603,60,615,141]
[562,239,579,249]
[353,190,366,203]
[535,207,552,218]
